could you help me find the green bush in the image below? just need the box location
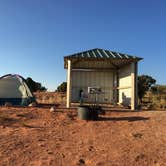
[56,82,67,93]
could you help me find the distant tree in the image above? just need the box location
[26,77,47,92]
[56,82,67,92]
[151,85,166,94]
[151,86,158,93]
[138,75,156,103]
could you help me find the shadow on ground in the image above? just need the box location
[98,116,150,122]
[0,112,43,128]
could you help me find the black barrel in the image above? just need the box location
[77,106,91,120]
[90,109,98,120]
[89,106,99,120]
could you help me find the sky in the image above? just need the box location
[0,0,165,91]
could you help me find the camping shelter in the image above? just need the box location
[0,74,35,106]
[64,48,143,110]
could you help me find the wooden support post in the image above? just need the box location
[131,62,138,110]
[66,60,72,108]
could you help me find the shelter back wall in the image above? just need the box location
[71,71,113,103]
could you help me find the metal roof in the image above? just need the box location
[64,48,142,60]
[64,48,143,69]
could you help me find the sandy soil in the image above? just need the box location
[0,106,165,166]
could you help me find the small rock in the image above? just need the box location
[132,132,143,139]
[47,150,53,154]
[61,153,65,158]
[135,154,146,161]
[50,106,56,112]
[4,102,12,107]
[2,126,6,129]
[28,102,37,107]
[78,159,85,165]
[43,122,47,126]
[71,131,76,134]
[88,146,94,151]
[39,143,45,147]
[24,145,29,148]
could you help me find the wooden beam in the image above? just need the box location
[71,68,117,72]
[116,86,131,90]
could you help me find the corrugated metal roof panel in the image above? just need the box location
[89,51,95,58]
[105,50,115,58]
[64,48,143,60]
[100,49,109,58]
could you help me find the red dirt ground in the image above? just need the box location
[0,107,165,166]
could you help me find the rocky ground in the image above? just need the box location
[0,106,165,166]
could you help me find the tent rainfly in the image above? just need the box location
[0,74,35,106]
[64,48,143,110]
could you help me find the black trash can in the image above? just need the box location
[77,106,91,120]
[89,106,99,120]
[91,109,98,120]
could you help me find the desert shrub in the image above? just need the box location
[26,77,47,92]
[138,75,156,103]
[56,82,67,92]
